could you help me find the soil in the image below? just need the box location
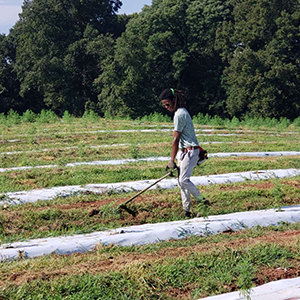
[2,229,300,299]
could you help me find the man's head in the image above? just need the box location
[159,88,185,112]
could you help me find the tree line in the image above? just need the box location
[0,0,299,120]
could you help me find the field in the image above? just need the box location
[0,112,300,299]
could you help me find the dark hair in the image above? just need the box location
[159,88,185,110]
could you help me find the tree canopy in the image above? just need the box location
[0,0,299,119]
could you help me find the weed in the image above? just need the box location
[99,202,122,220]
[82,110,99,123]
[0,113,299,299]
[17,250,27,260]
[271,182,285,211]
[235,259,255,299]
[201,223,213,237]
[130,143,140,159]
[6,109,21,125]
[0,216,5,234]
[137,112,172,123]
[177,227,193,238]
[293,116,300,127]
[195,196,211,218]
[234,220,248,230]
[58,158,67,167]
[28,124,37,135]
[77,143,86,158]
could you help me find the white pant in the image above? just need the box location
[177,148,201,212]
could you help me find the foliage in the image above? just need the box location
[192,112,296,129]
[217,0,300,119]
[9,0,122,116]
[137,112,172,123]
[0,118,299,298]
[0,242,297,299]
[0,0,300,120]
[97,0,231,118]
[0,34,25,114]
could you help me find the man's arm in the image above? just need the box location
[171,130,181,162]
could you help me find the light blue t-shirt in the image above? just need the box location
[174,108,199,149]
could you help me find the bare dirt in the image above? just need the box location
[2,229,300,297]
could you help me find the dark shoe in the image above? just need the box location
[181,210,192,218]
[185,211,192,218]
[196,197,210,206]
[195,199,211,218]
[203,198,210,206]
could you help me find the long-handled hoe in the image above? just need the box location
[118,168,178,217]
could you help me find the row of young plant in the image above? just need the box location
[0,135,299,170]
[0,118,299,242]
[0,154,299,193]
[0,172,299,244]
[1,109,300,130]
[1,219,300,299]
[0,119,299,299]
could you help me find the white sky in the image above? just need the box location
[0,0,153,35]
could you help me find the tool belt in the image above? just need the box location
[198,147,208,165]
[182,146,201,153]
[181,146,208,165]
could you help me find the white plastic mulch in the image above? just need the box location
[1,205,300,262]
[0,149,299,299]
[0,151,300,173]
[0,141,253,156]
[1,168,300,206]
[1,204,300,299]
[198,276,300,300]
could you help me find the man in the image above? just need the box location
[159,88,209,217]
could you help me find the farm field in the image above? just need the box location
[0,114,300,299]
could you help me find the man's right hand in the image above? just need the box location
[165,160,177,172]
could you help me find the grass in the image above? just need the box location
[0,175,299,244]
[1,223,300,299]
[0,114,299,299]
[0,155,299,193]
[0,138,299,168]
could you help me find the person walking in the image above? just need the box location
[159,88,208,218]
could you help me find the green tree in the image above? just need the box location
[217,0,300,119]
[13,0,122,116]
[0,33,26,113]
[97,0,232,118]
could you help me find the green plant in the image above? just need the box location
[292,116,300,127]
[236,259,255,300]
[271,182,285,212]
[193,112,211,125]
[22,110,37,123]
[82,110,99,123]
[99,202,122,220]
[37,110,59,124]
[138,112,172,123]
[130,144,140,159]
[6,109,21,125]
[277,117,291,129]
[195,198,210,219]
[211,115,225,126]
[58,158,68,167]
[0,112,6,125]
[28,125,37,135]
[62,111,74,124]
[0,215,5,234]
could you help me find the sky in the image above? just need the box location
[0,0,153,35]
